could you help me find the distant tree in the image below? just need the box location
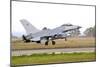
[84,26,95,37]
[70,29,80,37]
[93,26,96,37]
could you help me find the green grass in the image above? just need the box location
[12,52,96,66]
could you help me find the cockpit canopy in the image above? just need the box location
[42,27,50,30]
[61,23,73,26]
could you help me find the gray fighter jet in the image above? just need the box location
[20,19,81,45]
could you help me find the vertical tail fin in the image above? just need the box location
[20,19,39,34]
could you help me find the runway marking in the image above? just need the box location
[12,47,95,56]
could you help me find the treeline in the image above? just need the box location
[69,25,95,37]
[84,26,96,37]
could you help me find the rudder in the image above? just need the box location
[20,19,39,34]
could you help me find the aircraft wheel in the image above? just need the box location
[52,41,55,45]
[45,41,48,46]
[25,40,30,43]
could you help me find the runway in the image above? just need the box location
[12,47,95,56]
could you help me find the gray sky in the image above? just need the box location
[12,1,95,36]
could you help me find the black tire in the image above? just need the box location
[36,41,41,43]
[25,40,30,43]
[45,41,48,46]
[52,41,55,45]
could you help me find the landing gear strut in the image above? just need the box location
[65,37,67,41]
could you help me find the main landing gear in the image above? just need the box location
[45,40,56,46]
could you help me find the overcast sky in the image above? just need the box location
[12,1,95,36]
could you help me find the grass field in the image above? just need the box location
[11,37,95,50]
[12,52,96,66]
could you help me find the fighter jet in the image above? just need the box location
[20,19,81,45]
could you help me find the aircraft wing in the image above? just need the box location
[29,25,81,41]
